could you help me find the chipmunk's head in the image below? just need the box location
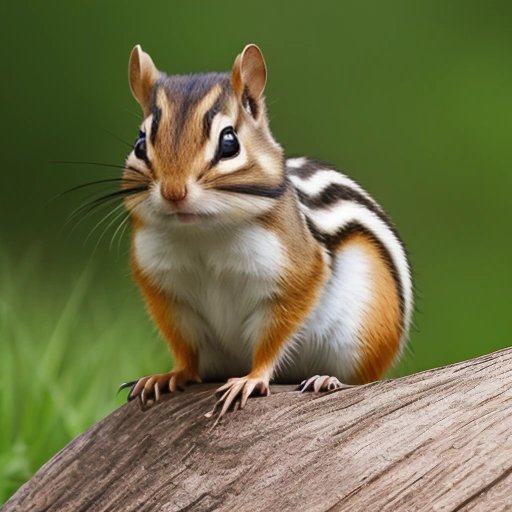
[123,44,285,227]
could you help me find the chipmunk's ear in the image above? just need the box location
[231,44,267,118]
[129,45,159,115]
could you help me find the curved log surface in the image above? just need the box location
[4,348,512,512]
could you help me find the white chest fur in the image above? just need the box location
[134,223,286,379]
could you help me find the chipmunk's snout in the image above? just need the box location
[160,183,187,204]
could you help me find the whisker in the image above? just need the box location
[66,197,120,235]
[103,129,134,148]
[50,160,126,170]
[93,205,131,253]
[125,165,147,177]
[116,214,132,257]
[78,187,149,211]
[111,210,132,255]
[112,201,143,255]
[65,190,114,229]
[85,202,127,245]
[66,187,148,229]
[57,178,144,198]
[112,195,147,255]
[123,110,143,121]
[66,189,128,222]
[50,160,148,178]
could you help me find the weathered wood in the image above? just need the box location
[4,348,512,511]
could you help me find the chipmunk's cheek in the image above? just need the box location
[125,187,153,216]
[185,181,221,215]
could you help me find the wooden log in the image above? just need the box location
[4,348,512,511]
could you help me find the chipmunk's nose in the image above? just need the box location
[160,183,187,204]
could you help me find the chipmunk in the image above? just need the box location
[119,43,413,420]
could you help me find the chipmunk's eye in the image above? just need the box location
[134,130,147,161]
[217,127,240,159]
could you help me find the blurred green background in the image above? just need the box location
[1,0,511,503]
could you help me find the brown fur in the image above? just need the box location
[335,232,402,383]
[231,45,267,109]
[250,245,326,379]
[130,219,199,377]
[129,46,159,115]
[253,190,329,378]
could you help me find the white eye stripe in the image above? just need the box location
[143,115,153,142]
[215,146,247,174]
[125,151,151,176]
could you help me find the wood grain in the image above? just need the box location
[4,348,512,512]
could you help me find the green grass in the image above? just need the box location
[0,251,168,503]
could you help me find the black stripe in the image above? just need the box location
[289,160,409,261]
[152,73,231,150]
[286,158,332,178]
[306,219,405,317]
[150,105,161,145]
[242,85,258,118]
[296,183,400,240]
[216,178,288,199]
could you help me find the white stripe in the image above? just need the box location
[290,169,378,208]
[303,201,413,349]
[279,243,373,383]
[286,157,307,168]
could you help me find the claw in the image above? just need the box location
[120,370,201,411]
[298,374,355,393]
[218,380,244,419]
[240,380,257,409]
[209,375,270,426]
[118,380,138,401]
[299,375,320,393]
[118,380,138,393]
[169,375,176,393]
[314,376,327,393]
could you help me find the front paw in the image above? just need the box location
[208,375,270,424]
[119,370,201,410]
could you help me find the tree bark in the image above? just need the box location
[4,348,512,512]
